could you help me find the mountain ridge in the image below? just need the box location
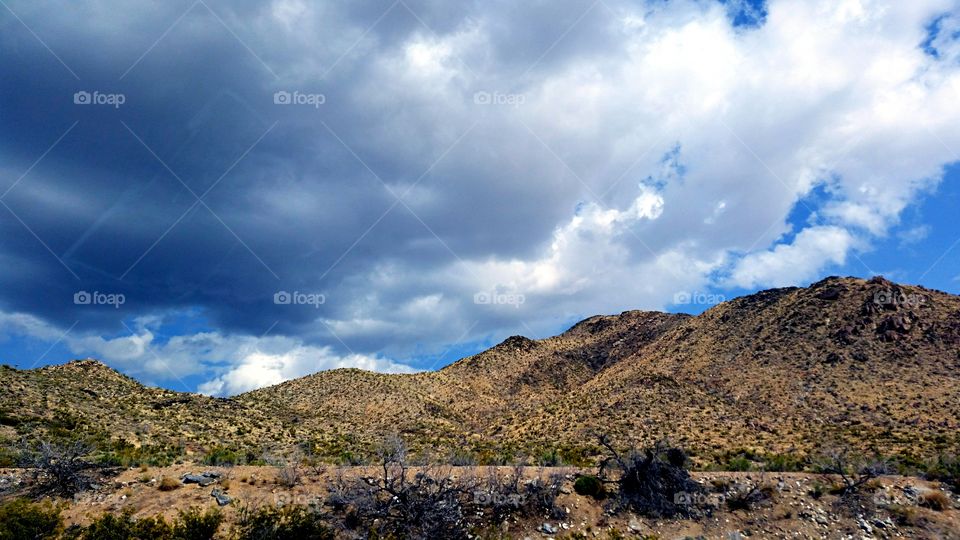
[2,276,958,467]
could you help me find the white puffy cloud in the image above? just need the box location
[318,0,960,342]
[4,0,960,389]
[0,311,415,395]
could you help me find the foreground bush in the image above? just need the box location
[327,436,472,538]
[596,436,702,518]
[64,507,221,540]
[234,505,333,540]
[22,440,99,497]
[573,475,605,499]
[0,498,62,540]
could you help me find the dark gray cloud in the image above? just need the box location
[1,0,959,390]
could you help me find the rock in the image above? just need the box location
[182,474,215,486]
[540,523,557,535]
[201,471,221,478]
[211,488,232,506]
[628,520,642,533]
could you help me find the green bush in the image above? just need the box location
[234,505,333,540]
[925,453,960,493]
[68,507,220,540]
[72,510,171,539]
[202,446,241,466]
[172,508,222,540]
[573,475,605,499]
[726,455,752,472]
[0,498,62,540]
[762,453,805,472]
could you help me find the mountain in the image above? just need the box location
[2,276,958,466]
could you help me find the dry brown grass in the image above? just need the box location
[919,490,951,511]
[158,477,179,491]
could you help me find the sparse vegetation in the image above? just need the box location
[62,507,221,540]
[573,474,605,499]
[22,439,99,497]
[0,498,62,540]
[918,490,951,511]
[596,436,701,517]
[158,477,180,491]
[234,505,332,540]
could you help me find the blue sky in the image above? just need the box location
[1,0,959,394]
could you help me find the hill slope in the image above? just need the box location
[1,276,958,466]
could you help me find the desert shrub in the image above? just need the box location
[202,446,240,466]
[276,463,301,487]
[918,490,950,511]
[519,470,565,519]
[158,477,180,491]
[763,453,805,472]
[924,453,960,493]
[73,510,172,539]
[96,441,180,468]
[887,504,920,526]
[22,439,99,497]
[538,448,563,466]
[814,446,889,515]
[726,455,752,472]
[447,448,477,466]
[725,477,774,511]
[234,505,332,540]
[171,508,222,540]
[0,498,62,540]
[573,475,605,499]
[68,507,220,540]
[327,435,475,538]
[596,436,701,518]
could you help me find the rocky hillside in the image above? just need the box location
[1,276,958,466]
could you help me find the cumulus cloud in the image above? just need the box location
[0,310,415,395]
[1,0,959,389]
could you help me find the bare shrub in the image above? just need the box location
[814,446,889,515]
[326,435,477,538]
[22,439,97,497]
[277,463,302,488]
[918,490,950,511]
[724,473,774,511]
[158,477,180,491]
[596,435,701,518]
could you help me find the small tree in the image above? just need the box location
[22,439,97,497]
[814,445,889,515]
[327,435,477,538]
[596,435,702,518]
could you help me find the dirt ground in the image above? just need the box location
[3,466,958,539]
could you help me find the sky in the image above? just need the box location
[1,0,959,396]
